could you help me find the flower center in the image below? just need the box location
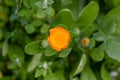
[54,33,66,46]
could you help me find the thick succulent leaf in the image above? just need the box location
[90,48,104,62]
[80,65,97,80]
[56,9,74,29]
[100,37,120,62]
[25,41,43,55]
[70,54,87,77]
[76,2,99,28]
[104,7,120,23]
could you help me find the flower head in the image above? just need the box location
[81,37,90,46]
[47,26,70,51]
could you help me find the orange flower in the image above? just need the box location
[81,37,90,46]
[47,26,70,51]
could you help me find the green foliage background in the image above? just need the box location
[0,0,120,80]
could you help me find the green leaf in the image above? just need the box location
[0,28,2,40]
[114,20,120,35]
[89,38,96,49]
[7,62,18,70]
[45,46,57,56]
[90,48,104,62]
[18,8,31,19]
[40,24,50,33]
[46,7,55,17]
[31,19,42,27]
[36,8,46,18]
[76,2,99,27]
[25,41,43,55]
[81,24,94,37]
[113,0,120,7]
[95,21,116,38]
[93,32,105,41]
[41,39,49,48]
[80,65,97,80]
[29,0,36,8]
[61,0,72,6]
[25,24,35,34]
[100,37,120,62]
[48,0,54,5]
[27,54,42,72]
[44,70,65,80]
[101,64,111,80]
[102,21,116,35]
[19,68,27,80]
[104,7,120,23]
[72,27,80,36]
[8,44,24,67]
[19,17,28,25]
[23,0,35,8]
[2,39,8,56]
[23,0,30,8]
[56,9,74,28]
[5,0,16,6]
[71,54,87,77]
[35,68,44,78]
[10,14,17,21]
[42,69,48,77]
[58,48,72,58]
[35,1,43,7]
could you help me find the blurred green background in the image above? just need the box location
[0,0,120,80]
